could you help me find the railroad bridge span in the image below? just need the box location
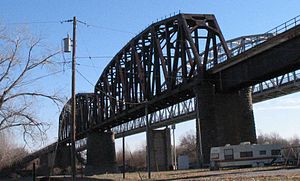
[8,14,300,175]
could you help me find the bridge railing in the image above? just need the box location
[252,70,300,94]
[267,15,300,36]
[209,34,273,68]
[215,15,300,67]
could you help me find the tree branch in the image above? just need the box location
[0,39,19,83]
[3,92,63,108]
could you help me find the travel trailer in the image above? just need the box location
[210,142,283,170]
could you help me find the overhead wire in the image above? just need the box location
[76,63,101,69]
[85,23,135,35]
[77,26,101,74]
[76,56,113,59]
[21,69,70,85]
[4,20,61,25]
[76,69,95,87]
[61,17,135,35]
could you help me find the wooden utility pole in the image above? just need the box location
[195,98,203,168]
[145,100,151,179]
[172,124,177,170]
[122,135,125,179]
[71,16,77,181]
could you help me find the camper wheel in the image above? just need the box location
[252,162,258,167]
[209,161,219,171]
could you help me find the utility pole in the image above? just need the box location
[63,16,79,181]
[122,135,125,179]
[171,124,177,170]
[71,16,77,181]
[195,98,203,168]
[145,99,151,179]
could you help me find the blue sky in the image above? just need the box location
[1,1,300,151]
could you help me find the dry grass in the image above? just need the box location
[89,166,300,181]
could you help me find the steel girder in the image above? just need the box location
[94,14,230,130]
[58,93,95,140]
[14,14,300,170]
[111,33,275,136]
[58,14,300,140]
[57,31,300,141]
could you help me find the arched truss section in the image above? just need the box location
[94,14,230,124]
[112,33,275,135]
[58,31,274,140]
[58,93,95,140]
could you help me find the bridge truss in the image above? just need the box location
[58,14,300,141]
[14,14,300,168]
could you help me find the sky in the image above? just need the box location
[0,0,300,151]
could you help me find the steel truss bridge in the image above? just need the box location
[59,14,300,142]
[112,34,300,137]
[13,14,300,166]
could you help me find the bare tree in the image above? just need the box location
[0,132,28,170]
[129,146,146,169]
[177,131,197,164]
[257,132,300,146]
[257,132,289,146]
[0,27,63,146]
[116,143,147,170]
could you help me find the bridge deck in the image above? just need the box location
[211,24,300,91]
[14,14,300,169]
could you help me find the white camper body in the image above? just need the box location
[210,142,283,170]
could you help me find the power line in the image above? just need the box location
[76,56,113,59]
[56,56,113,61]
[4,18,134,35]
[61,17,135,35]
[76,69,95,87]
[77,27,104,74]
[4,21,61,25]
[21,69,69,85]
[86,24,135,35]
[76,63,101,69]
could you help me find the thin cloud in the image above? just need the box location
[254,95,300,111]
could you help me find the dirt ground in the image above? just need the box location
[1,166,300,181]
[88,166,300,181]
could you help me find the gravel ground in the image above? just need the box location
[90,166,300,181]
[2,166,299,180]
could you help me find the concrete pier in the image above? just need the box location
[37,153,49,176]
[85,131,117,175]
[148,128,172,171]
[194,82,256,164]
[54,144,71,173]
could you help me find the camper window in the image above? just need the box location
[271,149,281,155]
[240,151,253,158]
[259,150,266,155]
[211,153,219,159]
[224,149,234,160]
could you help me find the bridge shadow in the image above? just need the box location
[161,167,286,181]
[36,176,113,181]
